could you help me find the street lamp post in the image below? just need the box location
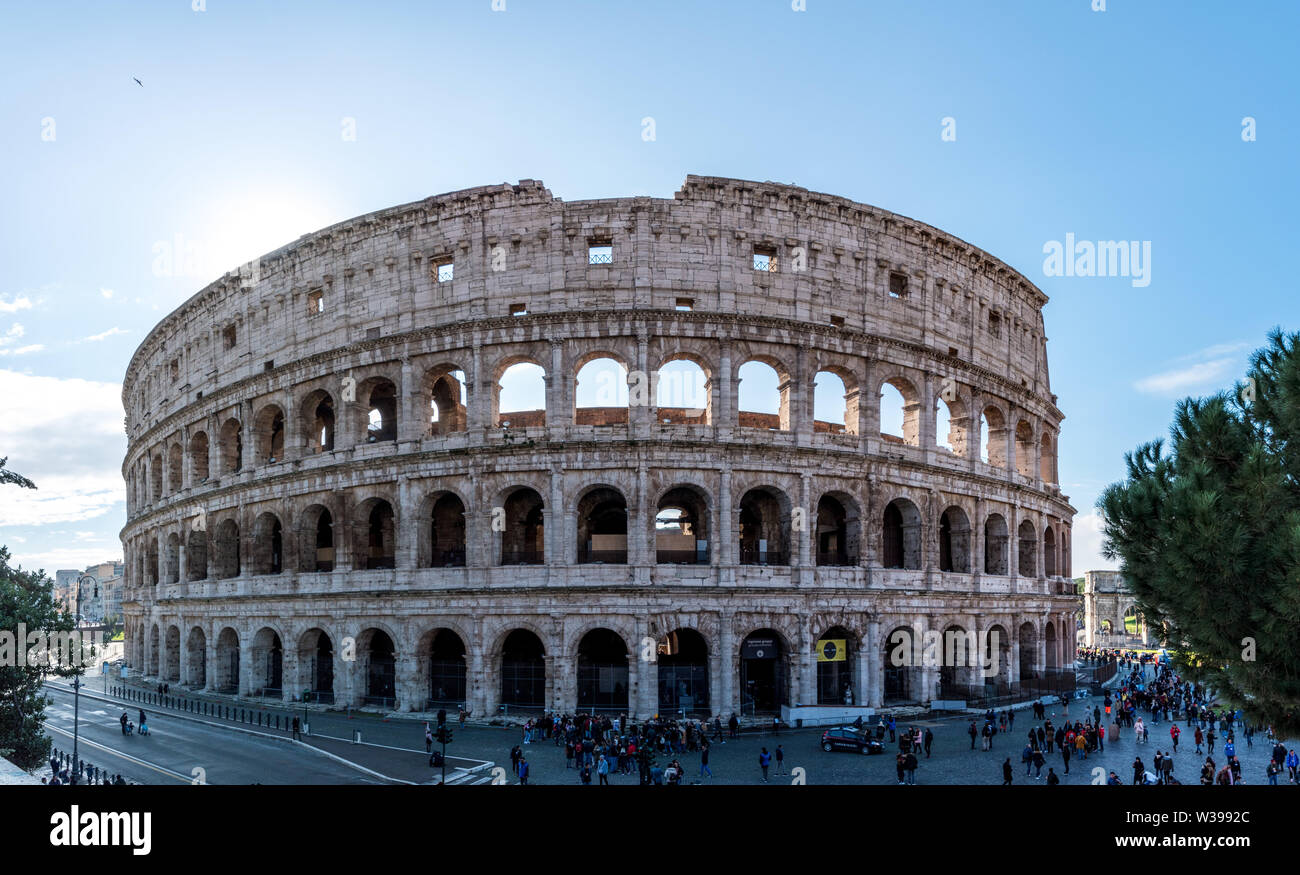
[70,575,91,785]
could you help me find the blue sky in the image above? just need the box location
[0,0,1295,574]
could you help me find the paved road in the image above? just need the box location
[48,670,1298,787]
[41,683,389,785]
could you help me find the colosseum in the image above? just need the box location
[120,175,1077,722]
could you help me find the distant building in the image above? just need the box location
[50,563,124,625]
[1081,570,1149,647]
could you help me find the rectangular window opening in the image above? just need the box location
[510,302,528,317]
[888,271,908,298]
[434,259,454,282]
[222,325,237,351]
[307,289,324,314]
[675,298,694,311]
[587,240,613,265]
[753,245,778,273]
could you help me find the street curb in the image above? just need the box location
[42,681,411,785]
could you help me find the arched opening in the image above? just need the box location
[423,629,467,708]
[1018,519,1037,577]
[815,494,855,566]
[167,443,183,493]
[253,405,286,464]
[165,532,180,584]
[164,626,180,682]
[576,486,627,564]
[356,500,396,569]
[657,628,709,715]
[815,626,857,705]
[426,493,466,567]
[813,370,856,434]
[218,418,242,474]
[251,627,283,696]
[214,627,240,693]
[936,397,955,451]
[1043,526,1057,577]
[981,406,1007,467]
[1018,622,1037,680]
[577,628,629,712]
[984,513,1009,574]
[739,629,787,715]
[252,512,284,575]
[298,628,334,704]
[882,498,922,570]
[500,487,544,565]
[150,452,163,500]
[654,356,710,425]
[185,627,206,687]
[148,624,160,675]
[739,487,789,566]
[186,528,207,580]
[938,505,971,573]
[496,361,546,428]
[1040,431,1056,483]
[213,519,240,579]
[1014,419,1035,478]
[883,626,917,703]
[363,379,398,443]
[299,505,334,572]
[574,356,629,426]
[938,625,976,696]
[879,377,919,446]
[359,629,396,706]
[1123,606,1141,637]
[500,629,545,709]
[655,486,709,564]
[301,390,336,454]
[426,367,467,436]
[189,431,209,483]
[984,624,1012,693]
[145,542,159,587]
[737,359,788,431]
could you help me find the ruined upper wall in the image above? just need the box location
[122,176,1055,436]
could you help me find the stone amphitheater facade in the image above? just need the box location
[120,175,1077,719]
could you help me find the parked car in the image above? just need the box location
[821,727,884,754]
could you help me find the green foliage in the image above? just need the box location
[1,546,76,771]
[0,458,35,491]
[1099,329,1300,734]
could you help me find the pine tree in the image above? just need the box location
[1098,329,1300,734]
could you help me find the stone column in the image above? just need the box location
[717,468,733,566]
[919,371,937,449]
[203,630,217,692]
[633,464,650,565]
[395,478,415,569]
[397,651,419,712]
[866,619,882,709]
[718,613,735,718]
[548,467,565,566]
[717,338,733,437]
[797,473,812,569]
[238,634,253,697]
[281,646,299,704]
[546,339,566,439]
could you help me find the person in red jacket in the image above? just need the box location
[1170,724,1180,753]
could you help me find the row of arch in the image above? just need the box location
[127,351,1059,510]
[126,484,1070,585]
[129,615,1073,713]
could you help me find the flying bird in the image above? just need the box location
[133,77,143,87]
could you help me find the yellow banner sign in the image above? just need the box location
[816,639,847,662]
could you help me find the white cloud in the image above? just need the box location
[0,369,125,526]
[1072,512,1117,575]
[81,327,128,343]
[100,288,114,299]
[0,323,24,346]
[1133,358,1235,395]
[7,546,123,576]
[0,343,44,357]
[0,295,34,314]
